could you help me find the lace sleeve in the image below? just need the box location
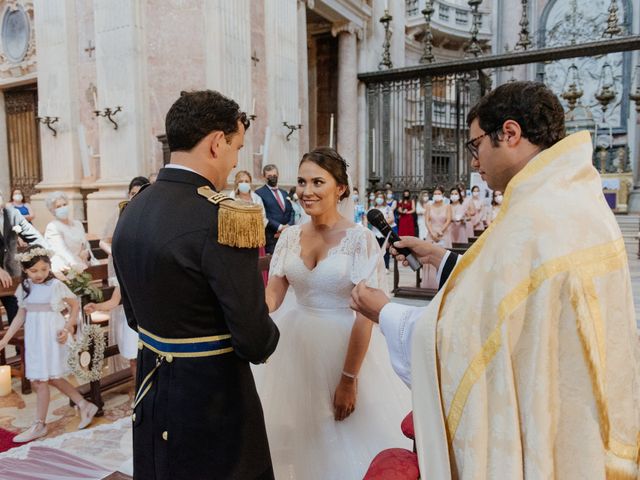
[350,227,386,289]
[268,226,291,278]
[50,279,75,313]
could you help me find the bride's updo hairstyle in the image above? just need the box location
[299,147,350,200]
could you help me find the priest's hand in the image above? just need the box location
[350,281,389,323]
[390,236,447,269]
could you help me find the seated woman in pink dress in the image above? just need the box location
[449,187,468,244]
[421,187,452,290]
[397,189,416,237]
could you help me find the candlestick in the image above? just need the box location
[329,114,335,148]
[0,365,11,396]
[372,128,376,172]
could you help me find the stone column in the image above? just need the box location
[205,0,253,184]
[0,92,10,199]
[264,0,300,186]
[31,0,84,232]
[86,0,149,234]
[333,22,360,179]
[297,0,309,156]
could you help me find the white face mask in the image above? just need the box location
[352,194,359,202]
[292,193,299,201]
[450,194,460,202]
[375,197,384,206]
[12,194,23,202]
[386,193,393,200]
[237,182,251,194]
[368,194,375,200]
[433,194,443,203]
[54,205,69,220]
[495,195,503,205]
[472,191,480,198]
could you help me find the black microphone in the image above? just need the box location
[366,209,422,271]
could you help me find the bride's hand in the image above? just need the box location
[333,376,357,421]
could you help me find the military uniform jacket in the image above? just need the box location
[112,167,279,480]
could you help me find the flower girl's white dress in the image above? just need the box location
[257,224,411,480]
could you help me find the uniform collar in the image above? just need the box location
[157,166,216,191]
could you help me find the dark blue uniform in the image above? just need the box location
[112,167,279,480]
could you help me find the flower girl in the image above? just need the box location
[0,246,99,442]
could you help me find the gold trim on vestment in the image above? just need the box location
[137,326,232,344]
[445,238,627,441]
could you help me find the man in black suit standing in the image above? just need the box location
[112,90,279,480]
[255,164,294,254]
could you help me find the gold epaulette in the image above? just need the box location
[197,186,266,249]
[118,200,129,216]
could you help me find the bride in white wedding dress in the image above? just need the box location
[260,147,411,480]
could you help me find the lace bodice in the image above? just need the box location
[269,224,386,309]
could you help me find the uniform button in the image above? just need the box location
[165,354,173,363]
[132,413,136,422]
[162,431,168,441]
[138,341,143,350]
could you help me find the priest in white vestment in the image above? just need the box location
[351,81,640,479]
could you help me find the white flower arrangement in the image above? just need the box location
[12,225,22,235]
[15,248,55,263]
[67,323,106,383]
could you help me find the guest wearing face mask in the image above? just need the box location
[352,187,366,226]
[488,190,503,225]
[255,164,294,254]
[415,190,429,240]
[44,191,93,274]
[229,170,268,227]
[470,185,486,233]
[449,187,468,244]
[421,187,452,289]
[7,188,35,223]
[397,189,416,237]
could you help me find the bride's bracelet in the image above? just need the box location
[341,370,357,380]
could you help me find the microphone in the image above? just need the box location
[366,209,422,272]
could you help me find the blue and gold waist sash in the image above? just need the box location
[138,327,234,359]
[133,327,234,411]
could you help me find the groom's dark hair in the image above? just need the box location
[165,90,250,152]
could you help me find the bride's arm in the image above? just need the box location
[265,275,289,313]
[333,312,373,421]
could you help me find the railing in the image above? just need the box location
[360,35,640,192]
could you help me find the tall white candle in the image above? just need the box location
[37,100,42,117]
[0,365,11,396]
[263,127,271,166]
[372,128,376,172]
[92,89,98,110]
[252,97,256,116]
[298,108,302,125]
[384,0,389,11]
[281,107,286,123]
[329,114,335,148]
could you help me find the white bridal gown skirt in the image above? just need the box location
[256,297,412,480]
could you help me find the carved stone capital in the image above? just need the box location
[331,21,363,40]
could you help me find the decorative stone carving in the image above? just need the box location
[331,21,363,40]
[0,1,35,79]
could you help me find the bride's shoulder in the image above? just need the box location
[345,223,375,243]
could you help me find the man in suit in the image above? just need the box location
[255,164,294,254]
[112,90,279,480]
[0,190,47,324]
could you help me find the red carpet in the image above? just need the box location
[0,427,20,453]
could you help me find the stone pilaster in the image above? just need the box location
[205,0,253,185]
[264,0,301,186]
[85,0,149,234]
[31,0,84,232]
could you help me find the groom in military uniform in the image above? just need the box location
[112,91,279,480]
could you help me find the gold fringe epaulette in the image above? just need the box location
[197,186,266,249]
[118,200,129,215]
